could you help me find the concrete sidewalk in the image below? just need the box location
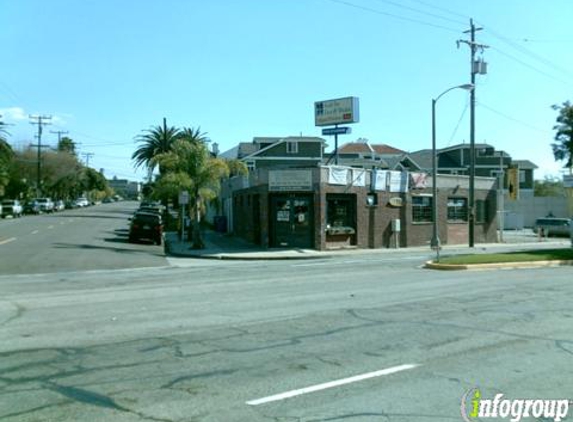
[164,229,571,260]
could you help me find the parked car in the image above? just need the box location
[53,200,65,212]
[23,200,41,214]
[128,212,163,245]
[75,197,90,207]
[533,217,572,237]
[35,198,55,213]
[1,199,23,218]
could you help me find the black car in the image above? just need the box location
[129,212,163,245]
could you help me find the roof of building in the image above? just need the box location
[439,142,495,153]
[512,159,538,169]
[338,142,405,155]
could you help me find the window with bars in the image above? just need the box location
[447,198,468,222]
[412,196,432,222]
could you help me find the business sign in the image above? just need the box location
[314,97,359,127]
[322,127,352,136]
[269,170,313,192]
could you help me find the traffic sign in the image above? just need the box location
[322,127,352,136]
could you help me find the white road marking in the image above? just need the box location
[246,363,419,406]
[31,230,39,235]
[48,225,54,229]
[0,237,17,246]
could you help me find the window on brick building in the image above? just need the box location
[412,196,432,222]
[447,198,468,222]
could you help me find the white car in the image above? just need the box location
[35,198,55,213]
[75,197,90,207]
[1,199,23,218]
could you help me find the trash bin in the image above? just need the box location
[214,216,227,233]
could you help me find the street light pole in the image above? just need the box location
[431,84,474,262]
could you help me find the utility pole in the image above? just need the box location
[29,115,52,197]
[50,129,68,143]
[81,152,94,168]
[458,19,488,247]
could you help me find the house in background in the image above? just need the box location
[220,136,326,171]
[107,177,141,199]
[326,138,421,171]
[408,143,536,195]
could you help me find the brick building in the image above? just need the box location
[226,166,497,250]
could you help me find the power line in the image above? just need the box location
[477,102,551,134]
[406,0,469,21]
[81,152,94,167]
[481,24,573,79]
[489,46,573,87]
[50,129,69,143]
[323,0,462,33]
[370,0,466,26]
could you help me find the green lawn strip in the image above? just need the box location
[438,248,573,265]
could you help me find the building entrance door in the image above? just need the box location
[270,194,313,248]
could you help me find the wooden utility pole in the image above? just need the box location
[29,115,52,197]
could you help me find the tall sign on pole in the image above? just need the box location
[314,97,359,165]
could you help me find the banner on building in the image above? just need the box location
[388,171,409,193]
[351,169,366,187]
[410,172,428,189]
[328,166,350,185]
[372,170,389,191]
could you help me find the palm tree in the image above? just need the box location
[178,126,210,146]
[132,118,181,175]
[153,139,229,249]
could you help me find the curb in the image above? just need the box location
[425,259,573,270]
[164,240,331,261]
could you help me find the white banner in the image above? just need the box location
[373,170,389,191]
[328,166,350,185]
[352,169,366,187]
[389,171,409,193]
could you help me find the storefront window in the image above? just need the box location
[412,196,432,222]
[326,195,356,235]
[447,198,468,222]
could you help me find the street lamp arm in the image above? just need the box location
[434,83,474,103]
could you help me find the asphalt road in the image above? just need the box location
[1,225,573,422]
[0,201,168,275]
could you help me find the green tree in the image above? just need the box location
[534,176,566,197]
[0,120,12,196]
[178,127,210,146]
[551,101,573,173]
[57,136,77,155]
[153,139,229,249]
[132,119,181,175]
[0,139,13,197]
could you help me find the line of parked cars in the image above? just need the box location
[1,196,94,218]
[128,201,164,245]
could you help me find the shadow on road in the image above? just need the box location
[52,242,164,256]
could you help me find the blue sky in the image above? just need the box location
[2,0,572,181]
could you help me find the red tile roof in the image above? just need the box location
[338,143,405,154]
